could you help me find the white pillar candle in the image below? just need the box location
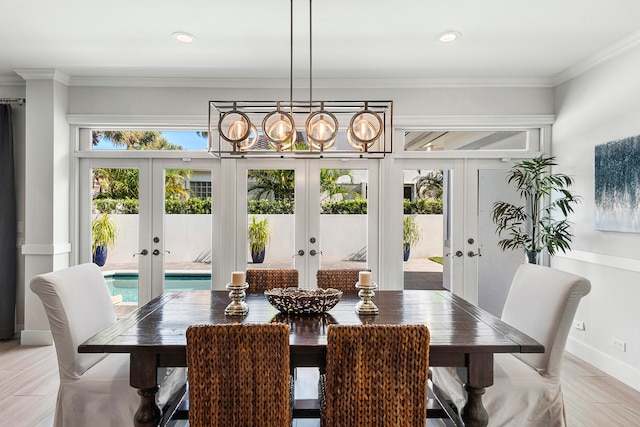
[232,271,245,286]
[359,271,372,286]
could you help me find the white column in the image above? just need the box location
[15,69,71,345]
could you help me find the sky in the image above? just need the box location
[93,131,208,151]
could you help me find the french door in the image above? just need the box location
[401,158,521,313]
[79,157,216,309]
[235,158,379,288]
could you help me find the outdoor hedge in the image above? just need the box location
[94,197,442,215]
[321,199,367,214]
[248,199,295,214]
[93,197,212,214]
[403,199,443,215]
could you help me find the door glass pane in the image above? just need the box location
[246,169,295,270]
[319,168,368,269]
[91,167,140,316]
[402,169,445,290]
[163,167,213,291]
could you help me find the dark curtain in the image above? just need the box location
[0,104,17,339]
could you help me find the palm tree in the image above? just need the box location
[165,169,193,200]
[320,169,360,201]
[247,170,295,201]
[94,168,139,199]
[415,170,443,199]
[492,155,580,262]
[93,130,183,150]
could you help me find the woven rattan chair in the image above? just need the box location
[186,323,292,427]
[316,269,360,294]
[321,324,431,427]
[245,268,298,294]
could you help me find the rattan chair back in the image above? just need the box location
[186,323,292,427]
[316,269,360,294]
[323,324,430,427]
[245,268,299,294]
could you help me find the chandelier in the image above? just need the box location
[208,0,392,158]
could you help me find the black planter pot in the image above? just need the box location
[403,245,411,262]
[93,245,108,267]
[525,249,541,264]
[251,247,266,263]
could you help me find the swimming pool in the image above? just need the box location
[104,272,211,303]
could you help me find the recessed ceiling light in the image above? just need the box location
[172,32,196,44]
[437,31,461,44]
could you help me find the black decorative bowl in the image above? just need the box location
[264,287,343,314]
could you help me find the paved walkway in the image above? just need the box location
[102,256,443,273]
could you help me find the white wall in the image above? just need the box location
[67,85,553,118]
[106,214,443,265]
[553,43,640,391]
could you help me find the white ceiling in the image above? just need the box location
[2,0,640,85]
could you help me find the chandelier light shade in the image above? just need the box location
[217,104,260,152]
[346,106,383,152]
[208,0,393,158]
[262,106,296,151]
[305,103,339,150]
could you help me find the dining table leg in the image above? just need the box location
[461,353,493,427]
[130,353,161,427]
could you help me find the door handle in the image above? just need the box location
[133,249,148,257]
[153,249,171,256]
[310,250,323,256]
[292,250,305,258]
[445,250,463,257]
[467,249,482,257]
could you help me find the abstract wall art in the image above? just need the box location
[594,135,640,232]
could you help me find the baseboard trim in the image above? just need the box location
[20,329,53,346]
[566,337,640,392]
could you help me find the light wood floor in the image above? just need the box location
[2,337,639,427]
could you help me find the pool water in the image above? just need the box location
[105,273,211,303]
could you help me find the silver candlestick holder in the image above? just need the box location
[225,282,249,316]
[355,281,379,315]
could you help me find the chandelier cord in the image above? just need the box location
[309,0,313,107]
[290,0,294,113]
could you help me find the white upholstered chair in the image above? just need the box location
[431,263,591,427]
[30,263,187,427]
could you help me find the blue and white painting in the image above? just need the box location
[594,135,640,232]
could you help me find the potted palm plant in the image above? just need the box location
[248,216,270,263]
[92,213,118,267]
[403,215,422,261]
[492,155,580,264]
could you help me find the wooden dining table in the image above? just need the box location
[79,289,543,427]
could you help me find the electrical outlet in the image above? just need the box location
[612,338,627,352]
[573,320,585,330]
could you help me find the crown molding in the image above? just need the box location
[13,68,70,85]
[553,30,640,86]
[373,77,554,89]
[67,75,553,89]
[0,75,25,86]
